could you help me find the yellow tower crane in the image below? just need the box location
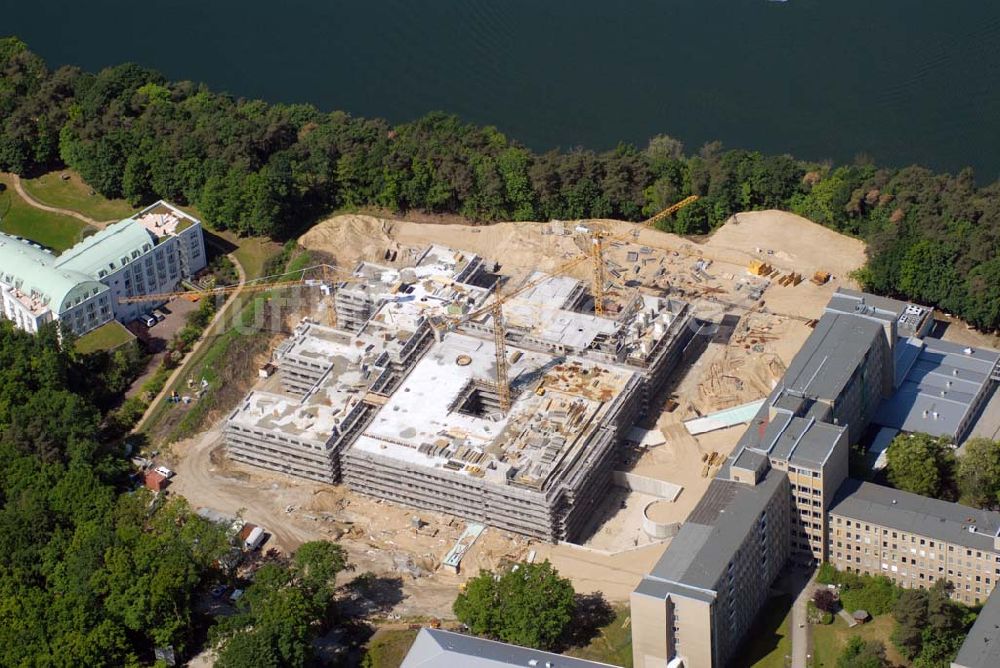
[589,195,700,316]
[437,253,594,413]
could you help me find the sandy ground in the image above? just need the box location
[167,208,872,618]
[706,210,866,280]
[300,209,865,284]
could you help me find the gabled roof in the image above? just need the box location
[401,628,617,668]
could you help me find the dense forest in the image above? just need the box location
[3,37,999,329]
[0,318,355,666]
[0,321,230,664]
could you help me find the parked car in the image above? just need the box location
[141,314,156,327]
[153,309,166,322]
[210,584,228,599]
[229,589,244,604]
[154,466,174,479]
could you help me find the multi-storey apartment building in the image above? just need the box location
[828,479,1000,605]
[632,457,790,668]
[0,200,206,335]
[631,288,1000,668]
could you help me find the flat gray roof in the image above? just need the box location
[829,479,1000,551]
[827,288,932,338]
[954,589,1000,668]
[769,416,845,468]
[780,312,884,402]
[873,337,999,440]
[401,628,617,667]
[735,401,845,470]
[827,288,907,322]
[641,469,786,598]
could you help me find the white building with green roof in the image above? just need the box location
[0,200,206,335]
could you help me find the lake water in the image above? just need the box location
[5,0,1000,179]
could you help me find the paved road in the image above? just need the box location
[790,569,817,668]
[133,250,247,432]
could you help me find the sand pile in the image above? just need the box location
[302,214,614,279]
[706,210,866,278]
[298,215,399,267]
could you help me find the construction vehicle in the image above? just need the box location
[811,270,831,286]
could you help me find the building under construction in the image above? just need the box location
[226,244,695,541]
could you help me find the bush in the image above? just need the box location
[817,562,839,585]
[103,395,149,439]
[839,575,898,617]
[813,588,839,613]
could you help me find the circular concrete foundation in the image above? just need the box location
[643,500,681,539]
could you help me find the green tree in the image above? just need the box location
[886,433,955,499]
[964,259,1000,330]
[293,540,349,614]
[454,561,576,651]
[838,637,888,668]
[892,587,929,659]
[957,438,1000,508]
[213,541,349,667]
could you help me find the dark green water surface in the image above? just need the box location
[4,0,999,177]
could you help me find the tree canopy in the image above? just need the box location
[0,320,229,665]
[838,636,888,668]
[886,433,955,499]
[4,37,1000,331]
[892,580,969,668]
[212,541,349,668]
[956,438,1000,508]
[453,561,576,651]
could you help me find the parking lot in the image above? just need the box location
[124,297,204,398]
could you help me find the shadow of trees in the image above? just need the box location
[339,572,406,618]
[558,591,616,651]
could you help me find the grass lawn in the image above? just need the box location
[565,604,633,667]
[20,170,136,222]
[811,614,906,668]
[0,175,95,251]
[232,237,282,279]
[361,629,418,668]
[729,594,793,668]
[75,320,136,354]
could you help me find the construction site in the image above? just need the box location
[167,205,881,614]
[225,227,697,542]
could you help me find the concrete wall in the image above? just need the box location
[672,595,715,668]
[614,471,683,501]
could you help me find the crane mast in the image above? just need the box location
[490,299,512,413]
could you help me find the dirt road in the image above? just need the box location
[170,426,320,551]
